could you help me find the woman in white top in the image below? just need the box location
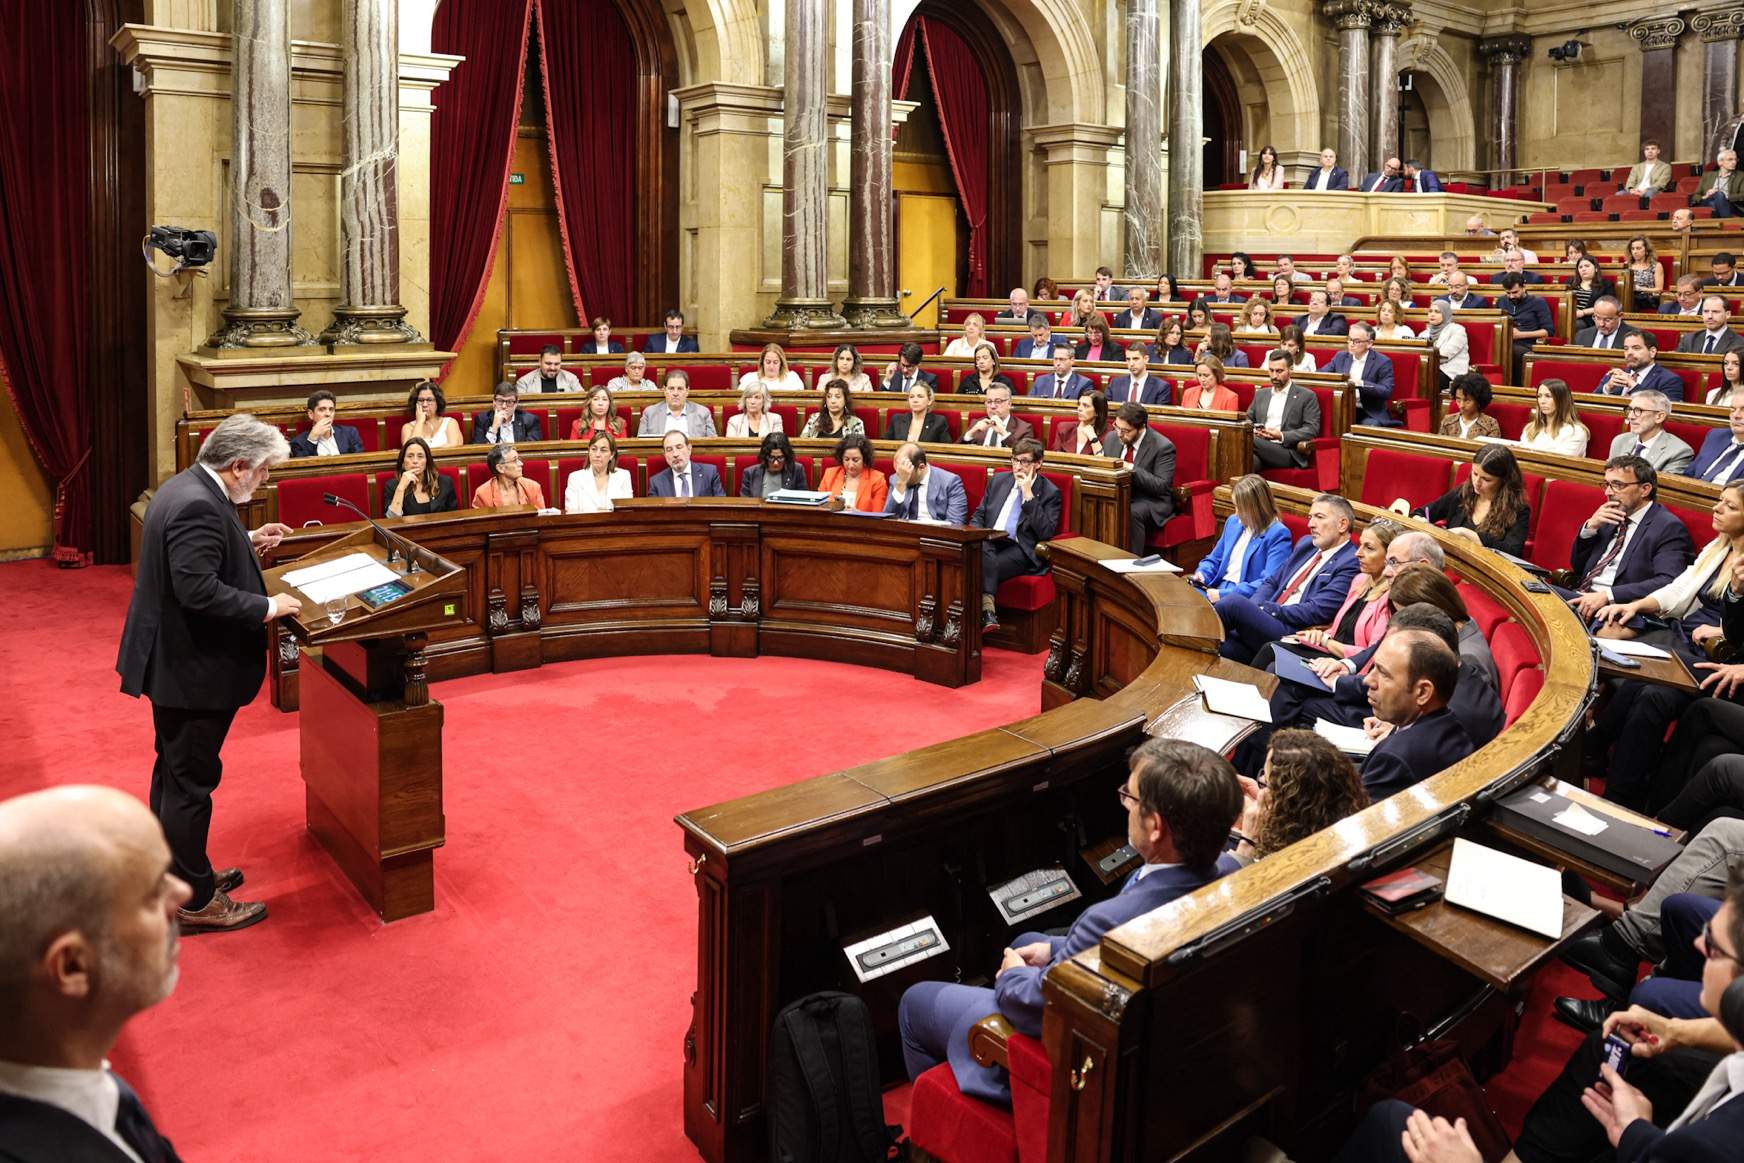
[564,431,634,514]
[1248,145,1286,191]
[1236,298,1277,336]
[727,382,785,438]
[1278,326,1318,374]
[1707,351,1744,405]
[606,351,653,395]
[1420,300,1470,389]
[942,316,987,360]
[1519,378,1590,458]
[739,343,805,393]
[815,343,874,394]
[1370,299,1415,342]
[400,381,463,449]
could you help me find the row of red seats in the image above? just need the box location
[1524,353,1732,402]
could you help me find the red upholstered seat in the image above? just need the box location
[1263,385,1341,492]
[1584,410,1626,451]
[1002,368,1029,394]
[1649,193,1691,214]
[277,472,370,528]
[1490,621,1540,705]
[1554,197,1594,216]
[996,573,1055,611]
[1359,448,1450,512]
[1281,511,1309,540]
[956,462,991,517]
[1567,167,1606,185]
[1532,479,1606,569]
[908,1065,1019,1163]
[852,405,883,435]
[1006,1033,1052,1163]
[1041,470,1076,536]
[1527,356,1610,394]
[1667,503,1715,552]
[1601,195,1645,215]
[1665,419,1712,455]
[1456,582,1509,639]
[506,332,563,355]
[1144,421,1215,549]
[1505,667,1545,726]
[1488,401,1533,440]
[1569,212,1609,224]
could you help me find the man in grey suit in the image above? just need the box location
[885,443,968,524]
[636,369,717,438]
[1606,390,1695,476]
[1249,350,1323,471]
[1676,296,1744,356]
[647,431,725,497]
[1103,400,1176,554]
[1572,297,1639,351]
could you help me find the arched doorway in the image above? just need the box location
[1204,48,1242,188]
[1399,73,1431,167]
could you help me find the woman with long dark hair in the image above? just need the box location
[1249,145,1285,190]
[1405,442,1531,556]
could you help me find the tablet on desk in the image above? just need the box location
[356,579,413,609]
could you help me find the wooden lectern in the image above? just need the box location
[263,524,466,921]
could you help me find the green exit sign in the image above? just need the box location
[508,172,525,185]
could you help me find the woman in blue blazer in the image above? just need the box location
[1190,474,1292,598]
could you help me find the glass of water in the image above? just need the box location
[325,598,346,625]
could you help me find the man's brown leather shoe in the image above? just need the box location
[177,889,267,935]
[214,867,243,894]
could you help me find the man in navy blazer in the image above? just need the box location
[646,431,725,497]
[1404,159,1441,192]
[886,342,940,396]
[971,439,1061,630]
[1029,349,1093,400]
[884,443,967,523]
[1359,630,1475,798]
[1657,275,1705,317]
[1214,493,1361,663]
[1105,347,1171,405]
[1598,332,1686,402]
[1012,313,1068,361]
[1292,290,1349,339]
[1111,288,1163,331]
[1689,398,1744,483]
[898,738,1242,1106]
[1357,157,1404,193]
[1564,455,1696,620]
[641,309,700,354]
[1320,324,1397,426]
[1303,147,1349,192]
[288,390,364,457]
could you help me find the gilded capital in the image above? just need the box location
[1692,8,1744,43]
[1628,15,1686,51]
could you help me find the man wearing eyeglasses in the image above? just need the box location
[1561,455,1694,621]
[896,739,1242,1107]
[1687,390,1744,484]
[1606,391,1694,475]
[968,439,1060,632]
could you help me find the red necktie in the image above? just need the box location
[1123,445,1135,465]
[1277,553,1319,602]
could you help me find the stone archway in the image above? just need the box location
[1397,34,1476,171]
[1201,5,1320,170]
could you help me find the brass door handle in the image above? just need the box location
[1069,1054,1095,1091]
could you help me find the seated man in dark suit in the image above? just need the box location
[641,308,700,354]
[969,438,1060,631]
[1659,274,1706,316]
[1012,313,1068,361]
[1598,331,1687,402]
[898,738,1242,1106]
[1500,249,1543,285]
[289,389,364,457]
[0,785,191,1162]
[1213,492,1361,664]
[1105,346,1171,406]
[1705,250,1744,288]
[1324,278,1362,308]
[1497,272,1553,380]
[1293,290,1349,339]
[1358,629,1474,798]
[1677,295,1744,356]
[1249,350,1322,471]
[646,430,725,498]
[1695,150,1744,219]
[1402,159,1441,192]
[1690,390,1744,484]
[1572,296,1639,350]
[961,384,1036,449]
[1204,270,1246,304]
[470,382,545,445]
[884,442,968,524]
[1303,146,1349,192]
[1356,156,1403,194]
[1103,401,1175,553]
[1435,272,1484,312]
[884,342,940,396]
[1563,455,1697,621]
[1029,348,1093,400]
[1320,323,1397,427]
[1112,287,1163,331]
[995,287,1031,323]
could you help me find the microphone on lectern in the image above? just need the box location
[323,492,421,575]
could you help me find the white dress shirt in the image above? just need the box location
[892,472,932,519]
[314,432,339,456]
[661,408,689,434]
[1344,353,1368,385]
[1521,423,1589,458]
[1280,545,1339,606]
[564,467,632,514]
[1221,527,1255,584]
[1581,504,1650,594]
[1307,168,1338,191]
[0,1060,144,1163]
[1263,389,1290,434]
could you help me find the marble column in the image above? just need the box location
[1164,0,1200,279]
[1126,0,1163,280]
[205,0,314,349]
[1369,2,1409,169]
[1629,16,1687,164]
[1480,36,1529,179]
[841,0,905,329]
[320,0,424,347]
[1323,0,1372,183]
[762,0,844,330]
[1694,9,1744,161]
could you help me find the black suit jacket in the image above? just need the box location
[576,339,626,354]
[739,462,809,497]
[1358,172,1404,193]
[640,334,700,354]
[1360,708,1475,798]
[886,369,940,395]
[1102,429,1176,523]
[1569,503,1696,603]
[470,409,545,444]
[1332,657,1503,748]
[1111,308,1162,331]
[288,424,363,458]
[884,412,952,443]
[1677,328,1744,356]
[0,1091,170,1163]
[116,466,269,709]
[1304,165,1350,192]
[1616,1080,1744,1162]
[970,472,1062,568]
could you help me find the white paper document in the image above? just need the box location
[1593,637,1670,659]
[1193,675,1272,722]
[1104,556,1182,574]
[286,554,401,605]
[1443,838,1565,939]
[1313,718,1377,757]
[282,551,376,588]
[1553,803,1611,837]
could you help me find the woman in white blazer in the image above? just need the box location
[565,432,634,513]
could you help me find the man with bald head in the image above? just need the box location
[1360,628,1474,798]
[0,786,189,1161]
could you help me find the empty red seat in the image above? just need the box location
[1359,448,1450,512]
[1554,197,1594,216]
[1532,479,1607,570]
[1570,212,1610,223]
[1490,621,1540,704]
[1262,385,1340,491]
[276,472,370,528]
[1601,195,1644,215]
[1526,212,1564,226]
[1648,193,1691,214]
[908,1065,1019,1163]
[1567,168,1606,185]
[1456,582,1509,639]
[1505,667,1544,726]
[1144,421,1215,549]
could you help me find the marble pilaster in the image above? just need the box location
[1164,0,1200,279]
[1323,0,1372,183]
[1030,124,1123,280]
[1125,0,1163,281]
[1480,36,1529,179]
[1369,3,1409,168]
[762,0,844,330]
[1694,9,1744,162]
[1628,16,1687,164]
[205,0,315,350]
[841,0,905,329]
[321,0,424,348]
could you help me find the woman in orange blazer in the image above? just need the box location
[472,443,547,509]
[817,432,888,512]
[1178,357,1241,412]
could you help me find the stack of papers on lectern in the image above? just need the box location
[1192,675,1272,722]
[281,552,400,605]
[1443,838,1564,939]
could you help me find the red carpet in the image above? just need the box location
[0,560,1042,1162]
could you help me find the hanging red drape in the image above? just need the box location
[892,20,919,101]
[536,0,638,326]
[430,0,534,361]
[0,2,92,562]
[917,18,991,297]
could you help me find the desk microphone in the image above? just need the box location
[323,492,422,575]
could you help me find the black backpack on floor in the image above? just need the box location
[766,991,903,1163]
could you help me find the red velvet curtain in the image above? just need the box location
[0,2,92,562]
[893,21,919,102]
[917,18,991,297]
[430,0,534,359]
[537,0,639,325]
